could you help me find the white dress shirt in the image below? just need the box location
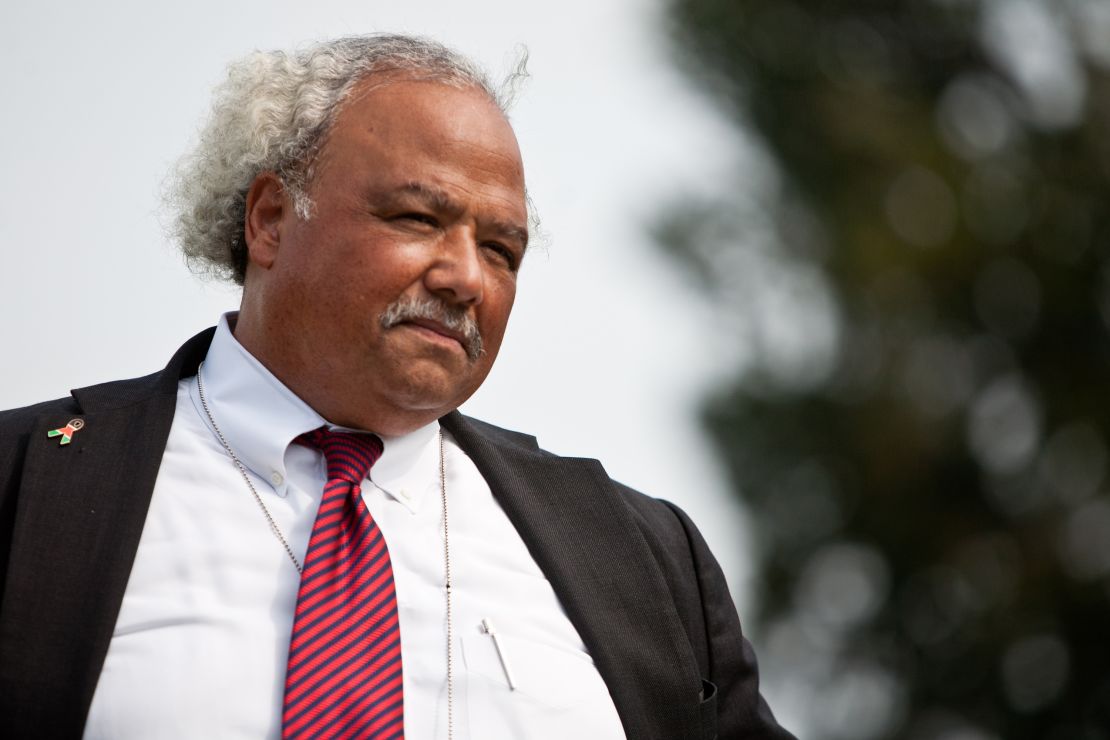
[84,313,625,739]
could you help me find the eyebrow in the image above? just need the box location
[397,181,455,213]
[395,181,530,250]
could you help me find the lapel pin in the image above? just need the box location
[47,418,85,445]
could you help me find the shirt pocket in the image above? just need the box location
[460,630,626,739]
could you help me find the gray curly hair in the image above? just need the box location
[166,34,528,285]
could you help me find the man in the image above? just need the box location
[0,35,793,739]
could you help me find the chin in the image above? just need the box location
[367,350,488,413]
[382,374,471,414]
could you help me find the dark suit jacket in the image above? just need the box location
[0,329,794,740]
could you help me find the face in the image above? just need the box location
[236,78,528,435]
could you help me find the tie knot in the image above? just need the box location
[296,427,384,485]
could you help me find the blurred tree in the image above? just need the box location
[658,0,1110,738]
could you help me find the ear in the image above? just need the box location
[243,172,287,270]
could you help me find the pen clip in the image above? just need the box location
[481,617,517,691]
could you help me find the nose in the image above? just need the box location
[425,228,484,306]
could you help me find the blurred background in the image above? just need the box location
[5,0,1110,737]
[659,0,1110,737]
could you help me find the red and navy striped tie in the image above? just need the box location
[282,427,404,739]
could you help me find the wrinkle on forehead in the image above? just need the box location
[314,77,515,169]
[310,79,521,179]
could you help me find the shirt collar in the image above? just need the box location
[191,312,441,511]
[190,313,325,498]
[371,421,441,515]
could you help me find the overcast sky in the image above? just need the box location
[2,0,756,604]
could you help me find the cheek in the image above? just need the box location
[478,286,516,345]
[308,250,392,313]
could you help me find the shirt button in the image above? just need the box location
[398,489,411,500]
[270,471,284,487]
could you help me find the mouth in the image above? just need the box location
[401,318,469,351]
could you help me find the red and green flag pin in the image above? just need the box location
[47,418,85,445]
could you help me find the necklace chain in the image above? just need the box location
[196,362,303,573]
[194,362,454,735]
[440,430,454,740]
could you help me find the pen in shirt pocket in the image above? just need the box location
[480,617,517,691]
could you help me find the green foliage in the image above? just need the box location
[661,0,1110,737]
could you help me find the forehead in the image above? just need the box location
[314,78,527,208]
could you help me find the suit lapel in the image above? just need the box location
[442,413,704,740]
[0,330,213,736]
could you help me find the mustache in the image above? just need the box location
[379,296,484,361]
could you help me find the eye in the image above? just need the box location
[395,212,439,228]
[482,241,519,271]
